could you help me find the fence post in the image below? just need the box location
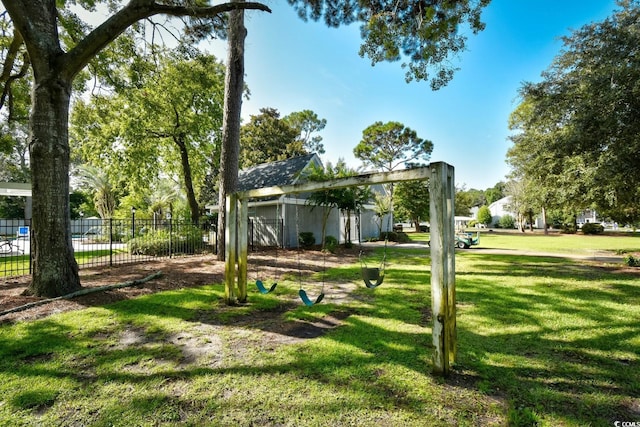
[169,215,173,259]
[109,218,113,267]
[249,218,254,251]
[131,207,136,239]
[28,218,32,274]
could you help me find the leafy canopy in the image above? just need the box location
[354,121,433,172]
[288,0,490,88]
[394,179,430,231]
[240,107,326,168]
[71,49,226,221]
[507,1,640,224]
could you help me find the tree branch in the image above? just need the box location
[61,1,271,80]
[0,29,29,113]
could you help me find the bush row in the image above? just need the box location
[128,227,206,256]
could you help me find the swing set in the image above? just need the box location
[224,163,457,376]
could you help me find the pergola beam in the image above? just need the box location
[237,167,432,199]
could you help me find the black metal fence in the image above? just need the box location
[0,218,216,278]
[248,218,283,250]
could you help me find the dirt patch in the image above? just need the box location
[0,255,224,324]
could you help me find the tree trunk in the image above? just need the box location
[343,210,352,246]
[413,215,421,232]
[28,77,81,297]
[217,1,246,261]
[542,206,548,235]
[175,136,200,224]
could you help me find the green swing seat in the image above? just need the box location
[357,213,389,289]
[256,279,277,294]
[361,266,385,289]
[298,289,325,306]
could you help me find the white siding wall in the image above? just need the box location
[248,202,390,248]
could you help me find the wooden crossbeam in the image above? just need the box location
[237,166,431,199]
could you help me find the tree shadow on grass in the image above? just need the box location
[1,250,637,425]
[454,253,640,425]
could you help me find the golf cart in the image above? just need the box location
[455,231,480,249]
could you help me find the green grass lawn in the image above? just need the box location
[0,239,638,426]
[410,229,640,255]
[1,249,127,277]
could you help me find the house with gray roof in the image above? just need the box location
[206,153,390,248]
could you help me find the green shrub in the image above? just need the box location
[624,254,640,267]
[468,219,478,228]
[477,205,493,226]
[298,231,315,248]
[380,231,411,243]
[498,215,515,229]
[562,214,578,234]
[581,222,604,235]
[128,226,205,256]
[324,235,338,253]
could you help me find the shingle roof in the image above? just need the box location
[237,153,320,192]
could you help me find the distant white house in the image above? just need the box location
[475,196,604,230]
[488,196,513,226]
[487,196,548,229]
[577,209,599,226]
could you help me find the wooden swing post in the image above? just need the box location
[225,193,249,304]
[224,193,237,304]
[429,162,456,375]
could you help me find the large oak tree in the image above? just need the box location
[0,0,270,297]
[507,1,640,226]
[71,51,226,224]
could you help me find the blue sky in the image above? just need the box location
[206,0,619,190]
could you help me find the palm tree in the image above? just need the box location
[148,179,181,228]
[75,165,116,219]
[373,194,392,237]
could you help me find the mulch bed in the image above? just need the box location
[0,248,362,324]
